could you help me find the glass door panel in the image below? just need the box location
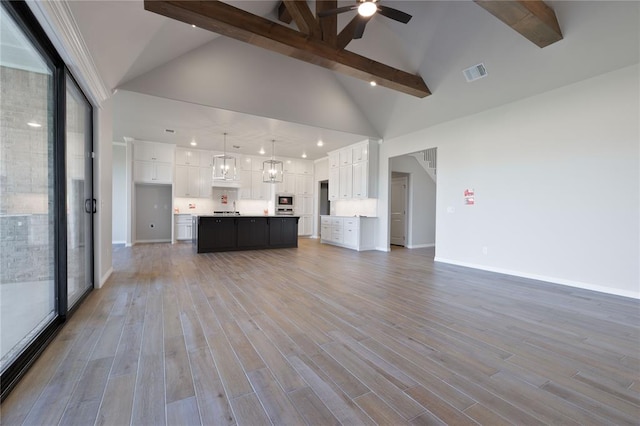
[0,6,56,373]
[65,76,93,308]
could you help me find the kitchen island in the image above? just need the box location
[193,215,299,253]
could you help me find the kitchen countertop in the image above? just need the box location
[196,214,299,218]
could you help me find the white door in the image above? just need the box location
[390,177,408,246]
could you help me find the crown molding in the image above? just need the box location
[26,0,111,106]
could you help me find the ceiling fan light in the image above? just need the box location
[358,1,377,17]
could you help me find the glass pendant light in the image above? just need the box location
[263,139,283,183]
[212,132,237,181]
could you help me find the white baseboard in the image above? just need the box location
[97,266,113,289]
[112,240,126,245]
[407,243,435,249]
[434,257,639,300]
[135,239,171,244]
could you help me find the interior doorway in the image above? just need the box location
[390,176,408,246]
[389,148,437,251]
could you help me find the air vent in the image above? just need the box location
[463,63,488,82]
[164,128,175,134]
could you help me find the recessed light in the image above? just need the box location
[191,24,196,28]
[301,153,307,159]
[259,148,265,155]
[27,121,42,128]
[370,81,377,87]
[190,141,197,146]
[317,140,324,147]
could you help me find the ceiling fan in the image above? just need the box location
[317,0,412,39]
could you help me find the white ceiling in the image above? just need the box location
[65,0,639,160]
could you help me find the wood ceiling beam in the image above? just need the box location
[473,0,563,48]
[282,0,320,37]
[277,2,292,25]
[316,0,337,46]
[144,0,431,98]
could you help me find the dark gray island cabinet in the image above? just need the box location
[193,215,299,253]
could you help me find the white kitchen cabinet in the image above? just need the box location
[328,152,340,169]
[174,214,193,241]
[238,169,252,199]
[320,215,376,251]
[298,215,312,236]
[352,161,368,199]
[296,160,313,175]
[251,170,270,200]
[251,155,265,171]
[351,142,368,163]
[282,158,296,173]
[240,155,253,171]
[296,174,313,196]
[339,149,352,166]
[134,141,174,163]
[175,148,200,166]
[328,140,378,201]
[297,195,313,215]
[133,141,174,184]
[134,160,173,184]
[276,172,296,194]
[339,165,352,199]
[329,167,339,201]
[199,167,212,198]
[200,151,215,168]
[174,165,201,197]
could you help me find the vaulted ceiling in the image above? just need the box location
[64,0,639,159]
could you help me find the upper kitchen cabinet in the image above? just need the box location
[134,141,174,163]
[282,158,296,173]
[295,160,313,175]
[175,148,200,166]
[175,165,201,197]
[328,152,340,169]
[328,139,379,200]
[133,141,174,184]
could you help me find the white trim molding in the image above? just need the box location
[407,243,435,249]
[98,266,113,289]
[26,0,110,105]
[434,257,639,300]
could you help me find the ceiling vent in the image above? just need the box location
[164,128,175,134]
[463,63,488,82]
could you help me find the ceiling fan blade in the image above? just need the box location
[317,5,357,18]
[377,5,412,24]
[353,15,372,39]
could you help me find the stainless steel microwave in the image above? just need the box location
[276,194,294,207]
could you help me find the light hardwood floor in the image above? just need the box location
[2,239,639,425]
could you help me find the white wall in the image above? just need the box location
[390,156,436,248]
[94,99,113,288]
[112,143,127,243]
[377,65,639,299]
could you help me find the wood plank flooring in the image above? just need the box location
[2,239,639,425]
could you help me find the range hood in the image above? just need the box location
[211,180,240,188]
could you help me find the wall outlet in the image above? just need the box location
[482,246,488,255]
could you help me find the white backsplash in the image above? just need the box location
[332,199,378,217]
[174,189,273,216]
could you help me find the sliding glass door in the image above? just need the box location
[66,76,93,308]
[0,1,94,399]
[0,4,57,376]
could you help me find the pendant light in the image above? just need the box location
[212,132,237,181]
[263,139,283,183]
